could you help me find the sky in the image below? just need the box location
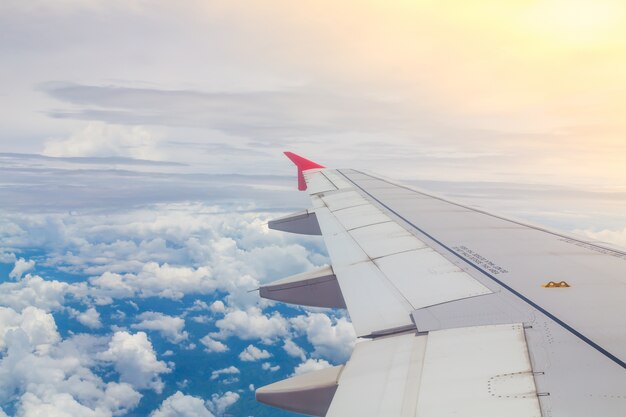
[1,1,626,417]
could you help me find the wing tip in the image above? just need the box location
[283,151,325,170]
[283,152,325,191]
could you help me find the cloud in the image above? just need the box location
[0,274,83,313]
[292,358,332,376]
[42,83,401,140]
[90,263,216,302]
[282,338,306,361]
[98,331,171,393]
[150,391,215,417]
[0,307,142,417]
[261,362,280,372]
[199,335,228,353]
[210,300,226,314]
[209,366,240,381]
[0,153,299,213]
[9,257,35,280]
[291,313,356,363]
[238,344,271,362]
[132,311,189,344]
[211,307,290,343]
[207,391,239,416]
[69,306,102,329]
[0,306,59,352]
[43,122,162,160]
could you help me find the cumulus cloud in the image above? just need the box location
[209,366,240,381]
[0,307,142,417]
[43,122,162,160]
[283,338,306,361]
[211,307,289,344]
[69,306,102,329]
[238,344,271,362]
[291,313,356,362]
[0,203,325,309]
[148,389,239,417]
[151,391,215,417]
[199,336,228,353]
[0,274,84,313]
[210,300,226,314]
[90,263,215,302]
[98,331,171,393]
[0,306,59,352]
[292,358,332,376]
[207,391,239,416]
[9,257,35,280]
[261,362,280,372]
[132,312,189,344]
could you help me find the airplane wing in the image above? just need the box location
[256,152,626,417]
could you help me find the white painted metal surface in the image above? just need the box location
[326,324,540,417]
[304,170,337,194]
[326,333,427,417]
[350,221,427,259]
[312,177,492,336]
[375,249,492,309]
[315,208,370,266]
[321,190,368,211]
[333,204,391,230]
[333,261,414,336]
[417,324,541,417]
[323,171,355,189]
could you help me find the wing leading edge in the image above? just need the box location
[256,153,626,417]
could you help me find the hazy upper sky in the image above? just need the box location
[2,0,625,186]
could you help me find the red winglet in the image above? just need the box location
[284,152,325,191]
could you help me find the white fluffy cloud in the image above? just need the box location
[210,366,240,381]
[149,390,239,417]
[292,358,332,376]
[210,300,226,314]
[69,307,102,329]
[199,335,228,353]
[261,362,280,372]
[238,344,271,362]
[9,257,35,279]
[0,204,325,311]
[132,312,188,344]
[211,307,290,344]
[291,313,356,363]
[90,263,215,302]
[98,331,171,393]
[43,122,162,160]
[0,306,59,352]
[283,338,306,361]
[151,391,215,417]
[0,307,142,417]
[207,391,240,416]
[0,274,84,313]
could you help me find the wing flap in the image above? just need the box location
[333,261,414,336]
[326,324,541,417]
[416,324,541,417]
